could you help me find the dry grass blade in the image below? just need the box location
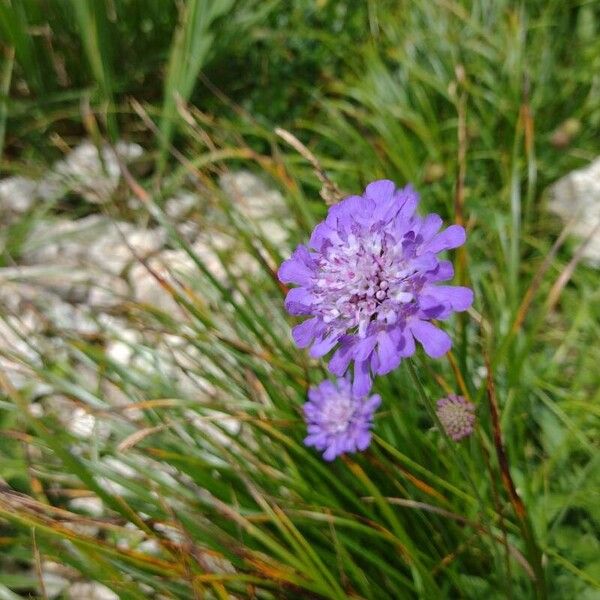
[275,127,344,205]
[362,496,534,580]
[117,424,169,452]
[484,353,546,597]
[511,218,576,334]
[545,220,600,313]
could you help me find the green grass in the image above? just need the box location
[1,1,600,598]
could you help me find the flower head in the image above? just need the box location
[304,376,380,461]
[436,395,476,441]
[279,180,473,395]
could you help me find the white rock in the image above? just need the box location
[220,170,286,220]
[69,407,97,438]
[40,140,143,204]
[86,275,129,308]
[105,338,137,367]
[19,215,163,305]
[219,170,291,250]
[44,396,110,440]
[128,250,194,313]
[65,496,104,539]
[43,301,98,336]
[549,157,600,266]
[0,300,51,394]
[0,176,38,212]
[87,223,166,275]
[25,215,165,275]
[69,496,103,517]
[165,190,198,220]
[68,582,119,600]
[40,561,72,599]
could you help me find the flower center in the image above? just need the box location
[321,395,356,434]
[312,228,417,337]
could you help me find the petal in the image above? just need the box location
[309,222,330,249]
[326,195,363,228]
[367,180,398,221]
[409,320,452,358]
[284,287,314,315]
[369,350,380,373]
[323,444,339,461]
[365,394,382,412]
[425,225,466,254]
[399,330,416,358]
[329,342,354,375]
[343,436,356,453]
[365,179,395,202]
[376,332,401,374]
[393,187,420,231]
[355,431,372,451]
[410,252,438,272]
[354,335,377,361]
[419,213,443,242]
[352,360,372,397]
[428,260,454,282]
[292,317,320,348]
[309,332,339,358]
[418,295,451,320]
[425,285,473,311]
[304,433,327,449]
[278,245,314,285]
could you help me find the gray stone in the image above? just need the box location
[549,157,600,266]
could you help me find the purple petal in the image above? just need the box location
[304,432,327,448]
[425,285,473,311]
[355,431,372,451]
[309,332,339,358]
[367,181,399,221]
[354,335,377,361]
[419,214,443,242]
[418,295,451,320]
[326,195,363,228]
[329,342,354,375]
[352,360,372,397]
[409,320,452,358]
[309,222,334,250]
[399,330,416,358]
[365,394,382,411]
[323,444,338,461]
[411,252,438,272]
[376,332,401,374]
[278,245,314,285]
[425,225,466,253]
[284,287,313,315]
[292,317,320,348]
[428,260,454,282]
[392,187,420,232]
[369,350,380,373]
[365,179,395,202]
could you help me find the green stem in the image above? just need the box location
[405,359,513,596]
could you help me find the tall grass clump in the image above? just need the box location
[1,1,599,599]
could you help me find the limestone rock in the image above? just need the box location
[549,157,600,266]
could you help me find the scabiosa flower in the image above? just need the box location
[279,180,473,395]
[435,395,476,441]
[304,376,380,461]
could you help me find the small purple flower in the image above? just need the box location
[304,376,380,461]
[279,180,473,395]
[435,395,476,441]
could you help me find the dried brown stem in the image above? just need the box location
[275,127,343,206]
[484,354,547,598]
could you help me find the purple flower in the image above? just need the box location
[435,395,476,441]
[304,376,381,461]
[279,180,473,395]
